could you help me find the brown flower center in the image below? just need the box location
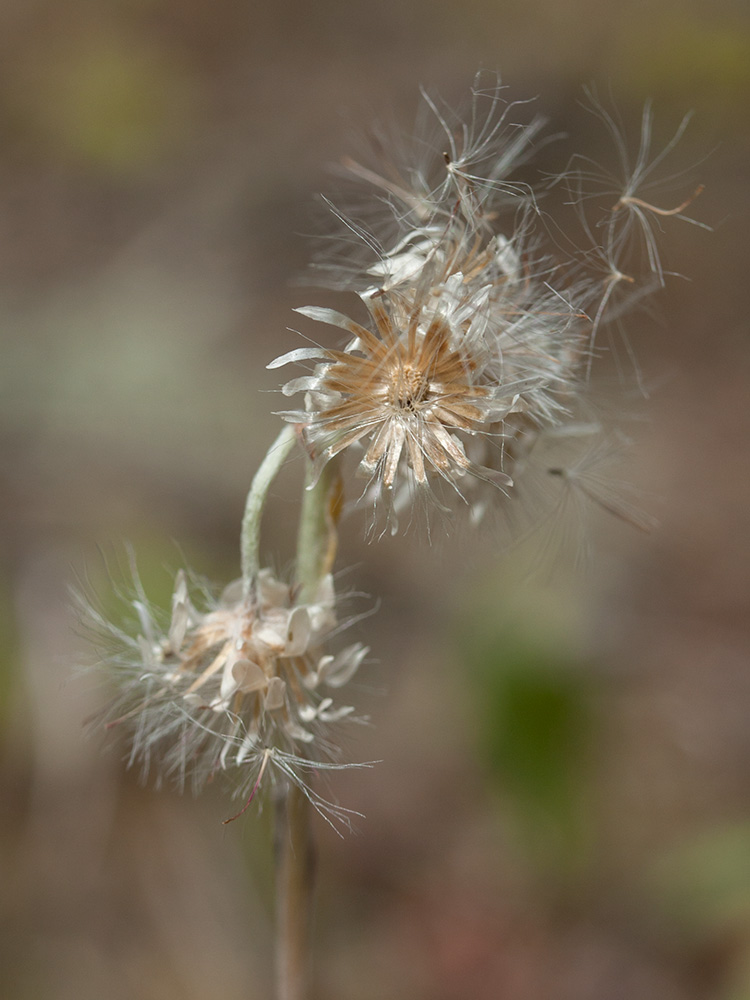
[389,363,429,412]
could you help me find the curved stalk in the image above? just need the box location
[240,424,298,595]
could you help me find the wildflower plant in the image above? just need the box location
[82,74,702,1000]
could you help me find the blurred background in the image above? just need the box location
[1,0,749,998]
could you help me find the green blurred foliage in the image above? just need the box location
[459,615,596,883]
[6,22,199,175]
[614,12,750,124]
[653,822,750,940]
[651,822,750,1000]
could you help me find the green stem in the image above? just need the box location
[274,457,340,1000]
[240,424,297,595]
[295,458,339,600]
[274,782,315,1000]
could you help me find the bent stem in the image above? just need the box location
[274,458,340,1000]
[240,424,298,595]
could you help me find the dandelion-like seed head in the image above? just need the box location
[272,199,587,528]
[273,287,515,496]
[87,565,368,821]
[270,75,700,536]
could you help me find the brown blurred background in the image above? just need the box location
[1,1,749,998]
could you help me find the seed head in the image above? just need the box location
[271,166,587,528]
[85,563,368,823]
[270,76,702,537]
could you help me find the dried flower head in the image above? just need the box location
[85,562,368,824]
[270,75,701,536]
[270,88,590,529]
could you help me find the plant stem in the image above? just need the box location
[240,424,297,595]
[274,781,315,1000]
[296,459,340,600]
[274,457,340,1000]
